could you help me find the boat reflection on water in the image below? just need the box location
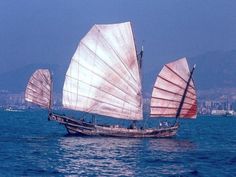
[56,137,140,176]
[56,136,196,176]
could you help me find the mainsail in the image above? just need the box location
[63,22,143,120]
[25,69,52,109]
[150,58,197,118]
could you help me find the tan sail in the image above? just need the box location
[150,58,197,118]
[62,22,142,120]
[25,69,52,109]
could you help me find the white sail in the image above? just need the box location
[150,58,197,118]
[63,22,143,120]
[25,69,52,109]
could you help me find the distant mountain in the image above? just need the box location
[0,63,66,93]
[189,50,236,90]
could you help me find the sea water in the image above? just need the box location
[0,110,236,177]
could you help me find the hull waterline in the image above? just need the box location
[49,113,179,138]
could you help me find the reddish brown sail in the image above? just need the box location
[25,69,52,109]
[150,58,197,118]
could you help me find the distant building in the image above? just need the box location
[211,110,226,116]
[211,109,234,116]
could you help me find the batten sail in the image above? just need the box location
[150,58,197,118]
[25,69,52,109]
[62,22,143,120]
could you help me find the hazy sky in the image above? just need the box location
[0,0,236,77]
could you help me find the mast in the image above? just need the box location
[138,46,144,69]
[175,64,196,119]
[131,21,143,125]
[131,22,143,113]
[137,46,144,115]
[49,71,53,113]
[138,46,144,126]
[131,45,143,126]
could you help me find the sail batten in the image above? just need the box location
[165,65,188,83]
[63,90,141,114]
[63,80,141,108]
[151,113,195,117]
[63,22,142,120]
[83,24,140,86]
[38,70,51,85]
[157,75,196,96]
[25,69,52,109]
[165,65,195,90]
[26,88,51,101]
[151,97,195,105]
[151,106,196,110]
[94,25,139,85]
[25,94,50,106]
[64,63,141,106]
[27,81,51,96]
[153,86,196,101]
[65,73,138,102]
[68,54,139,95]
[29,75,50,91]
[79,40,140,92]
[150,58,197,119]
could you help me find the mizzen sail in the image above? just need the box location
[63,22,143,120]
[150,58,197,118]
[25,69,52,109]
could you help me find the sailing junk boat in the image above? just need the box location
[25,22,197,138]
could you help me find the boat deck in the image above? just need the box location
[48,113,179,138]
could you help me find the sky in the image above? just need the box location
[0,0,236,89]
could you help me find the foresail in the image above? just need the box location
[63,22,143,120]
[150,58,197,118]
[25,69,52,109]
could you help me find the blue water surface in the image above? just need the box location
[0,110,236,177]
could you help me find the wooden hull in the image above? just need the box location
[48,113,179,138]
